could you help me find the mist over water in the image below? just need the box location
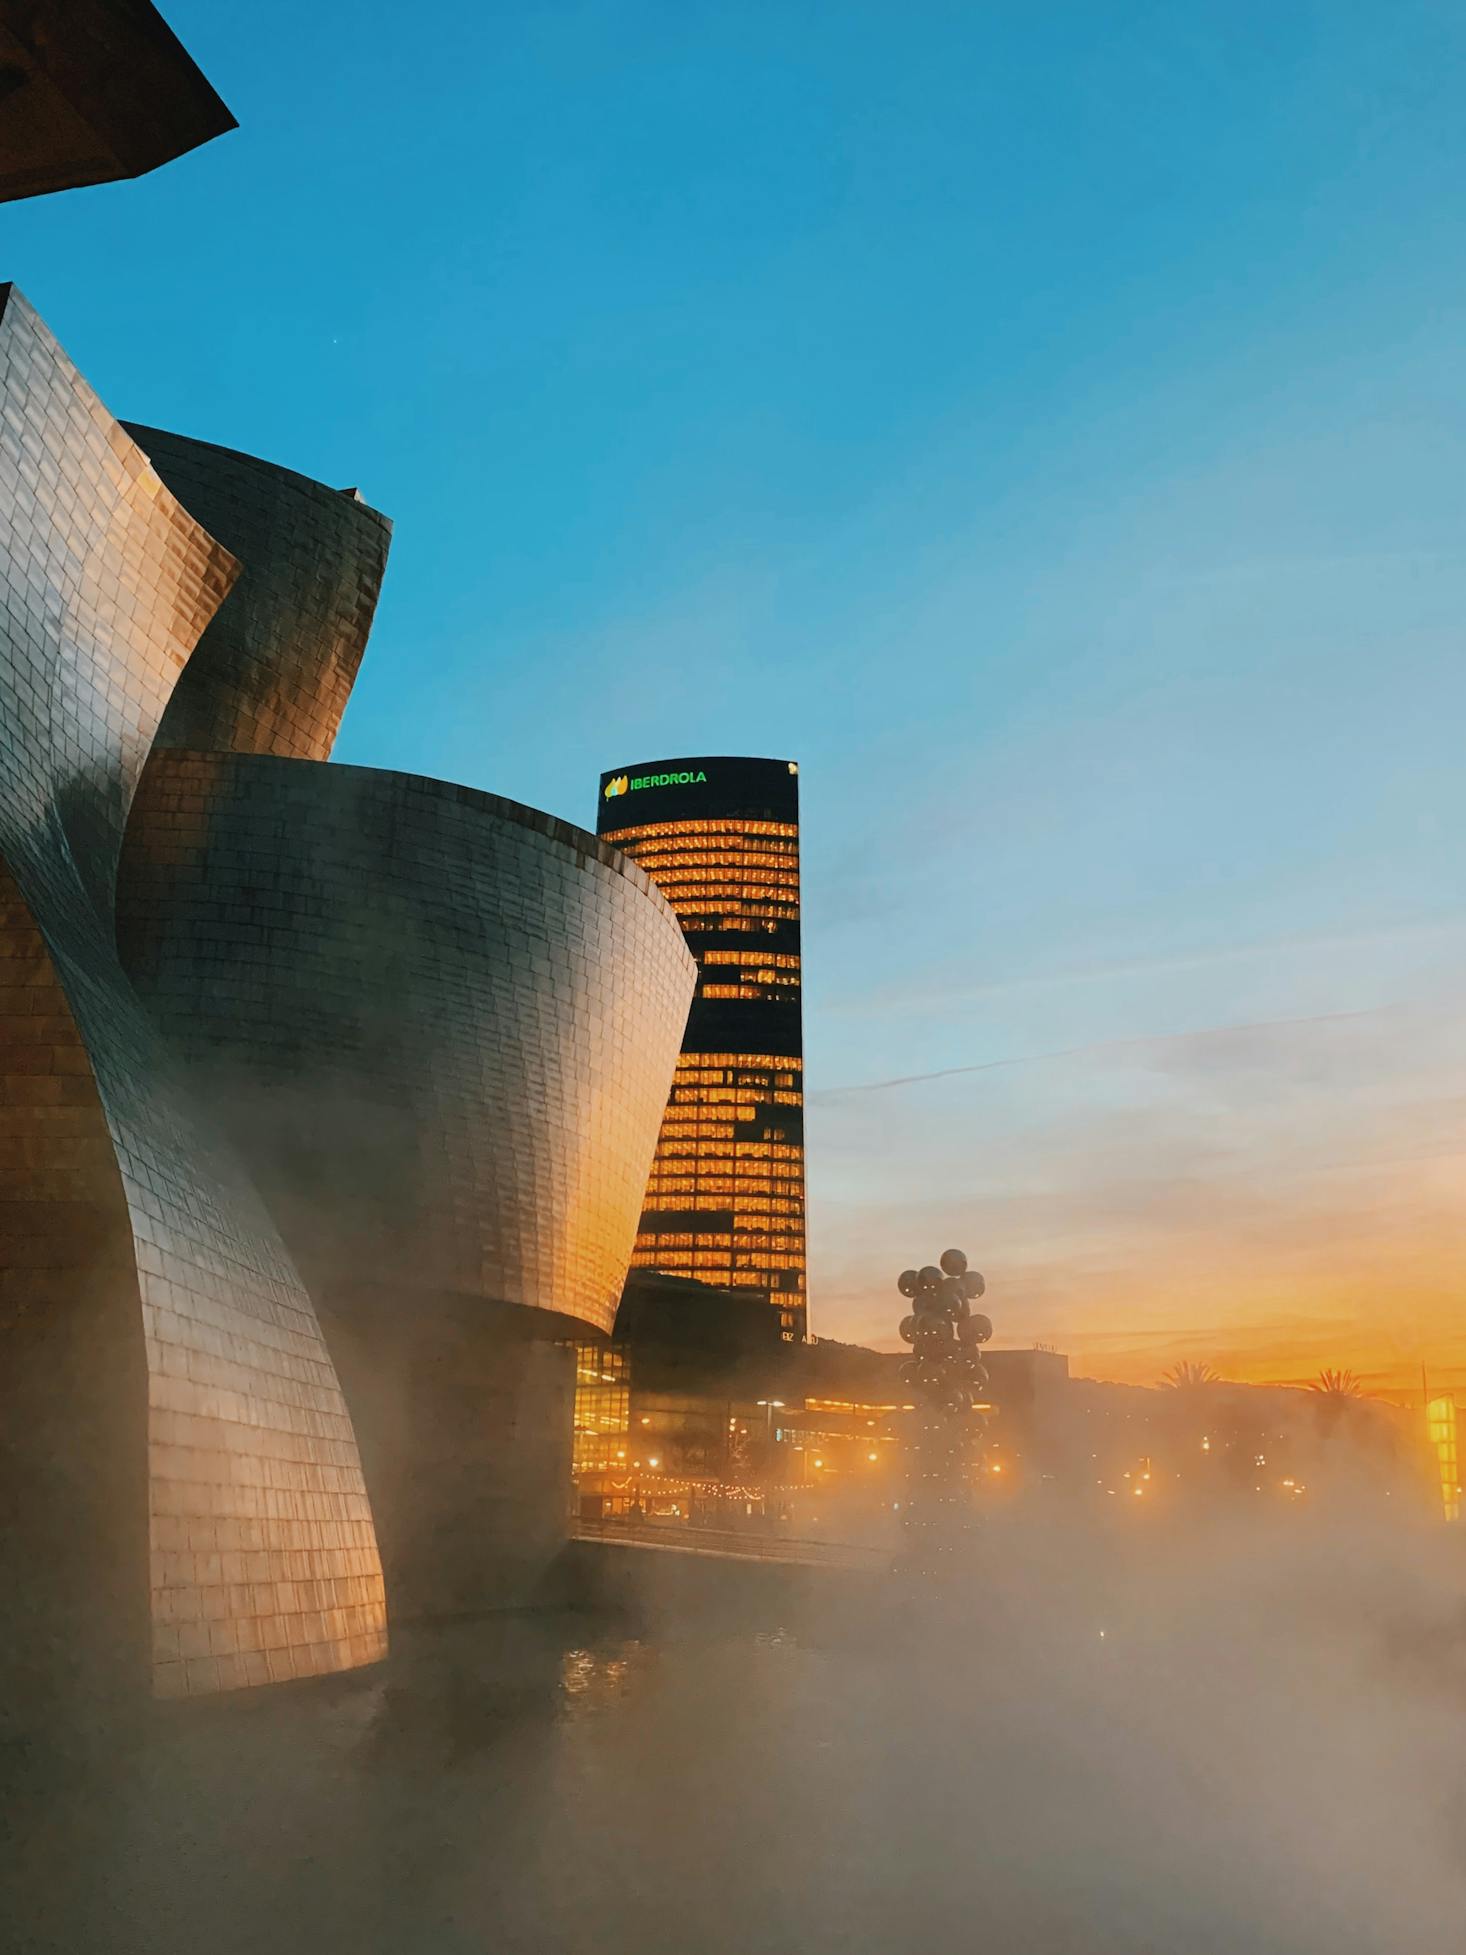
[4,1505,1464,1955]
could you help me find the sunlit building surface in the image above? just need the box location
[0,288,695,1712]
[121,755,695,1618]
[598,757,807,1340]
[0,287,386,1708]
[1426,1396,1461,1522]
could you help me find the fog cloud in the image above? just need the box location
[5,1504,1464,1954]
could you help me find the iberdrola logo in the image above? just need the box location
[605,769,707,798]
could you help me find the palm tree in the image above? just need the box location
[1163,1360,1221,1390]
[1308,1368,1367,1400]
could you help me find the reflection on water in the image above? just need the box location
[559,1642,642,1710]
[4,1520,1466,1955]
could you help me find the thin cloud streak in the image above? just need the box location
[811,1003,1404,1100]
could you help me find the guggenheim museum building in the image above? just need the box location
[0,284,696,1716]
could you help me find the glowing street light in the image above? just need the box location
[756,1397,785,1438]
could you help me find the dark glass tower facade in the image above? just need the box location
[597,757,806,1341]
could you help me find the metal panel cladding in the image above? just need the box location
[0,286,387,1707]
[122,424,392,763]
[596,756,806,1341]
[120,757,698,1338]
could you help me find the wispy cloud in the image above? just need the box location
[811,1002,1407,1100]
[808,992,1466,1395]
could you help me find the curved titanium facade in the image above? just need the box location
[2,281,698,1678]
[122,424,392,762]
[121,754,696,1333]
[120,754,696,1615]
[597,757,806,1340]
[0,287,387,1707]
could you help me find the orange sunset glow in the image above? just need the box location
[810,971,1466,1402]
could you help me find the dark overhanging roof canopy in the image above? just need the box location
[0,0,235,203]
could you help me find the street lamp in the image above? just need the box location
[756,1399,786,1518]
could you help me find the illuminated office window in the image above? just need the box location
[571,1340,630,1475]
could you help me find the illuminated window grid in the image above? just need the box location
[644,1055,802,1144]
[699,947,800,1001]
[632,863,798,887]
[665,1058,799,1080]
[1427,1396,1460,1523]
[602,812,807,1332]
[660,916,788,934]
[602,838,797,856]
[601,819,798,845]
[635,851,797,872]
[611,837,798,861]
[601,823,799,932]
[571,1340,630,1476]
[702,951,800,970]
[648,1188,805,1204]
[644,1172,801,1193]
[660,902,797,932]
[645,849,795,865]
[657,1097,800,1116]
[630,1247,806,1284]
[648,879,798,901]
[604,844,795,876]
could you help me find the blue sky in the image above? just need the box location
[10,1,1465,1382]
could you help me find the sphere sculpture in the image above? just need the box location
[896,1248,992,1571]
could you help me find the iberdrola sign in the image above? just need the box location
[604,769,707,799]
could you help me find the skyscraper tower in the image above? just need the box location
[597,757,806,1340]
